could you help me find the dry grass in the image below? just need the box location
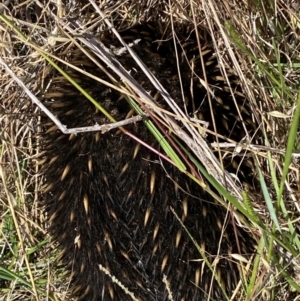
[1,0,300,300]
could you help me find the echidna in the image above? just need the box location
[38,22,256,301]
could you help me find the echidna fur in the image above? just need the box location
[38,23,256,301]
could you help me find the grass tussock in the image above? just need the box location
[1,0,300,300]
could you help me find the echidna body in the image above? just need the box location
[39,23,255,301]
